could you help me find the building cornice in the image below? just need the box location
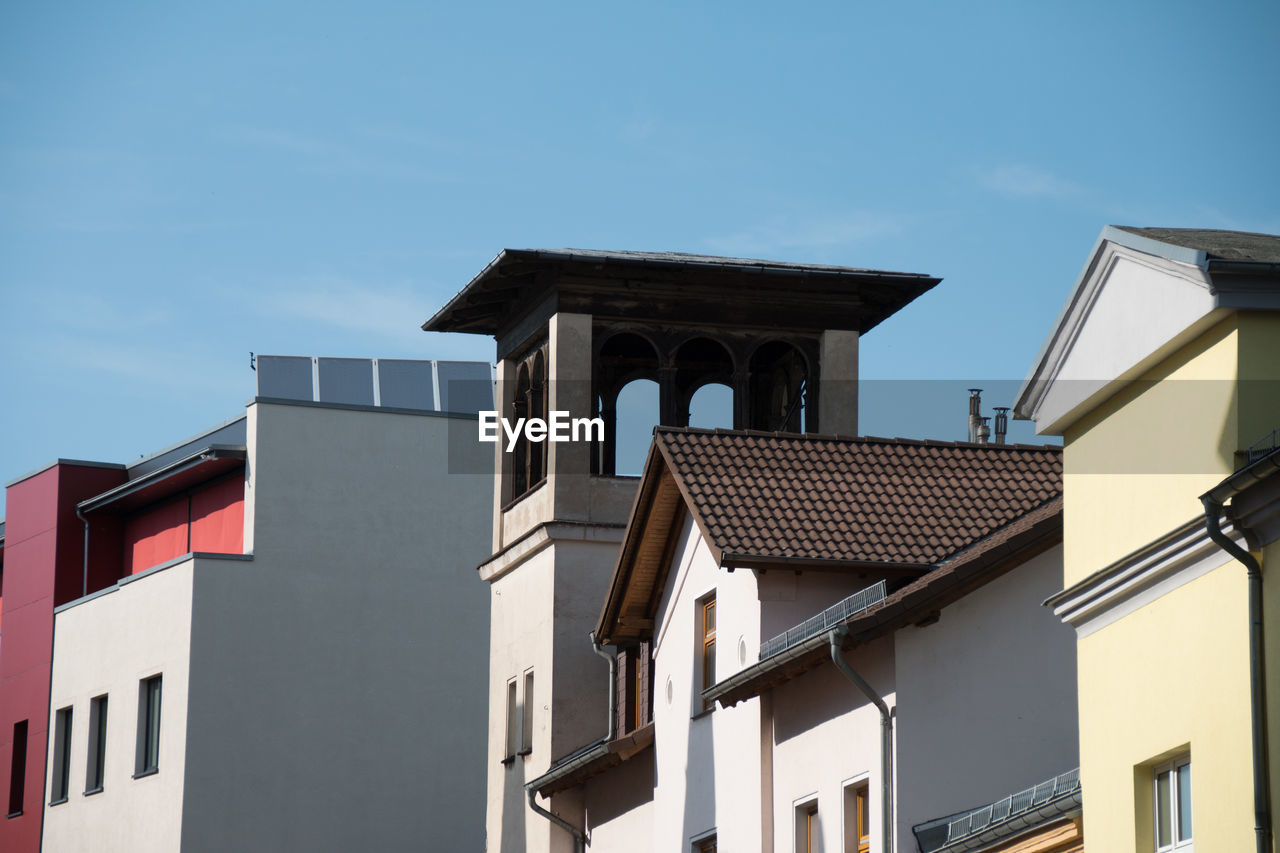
[1045,515,1246,637]
[478,520,625,584]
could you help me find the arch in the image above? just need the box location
[594,332,661,475]
[687,383,733,430]
[749,340,809,433]
[673,336,735,427]
[511,361,532,497]
[613,378,659,476]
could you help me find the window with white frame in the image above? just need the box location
[520,669,534,755]
[698,594,716,713]
[1153,756,1192,851]
[795,799,819,853]
[504,678,518,761]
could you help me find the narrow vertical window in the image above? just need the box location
[85,695,108,794]
[520,670,534,755]
[844,782,870,853]
[1153,756,1192,851]
[135,675,162,777]
[504,678,518,760]
[50,707,72,804]
[7,719,27,816]
[633,653,643,729]
[700,596,716,712]
[796,801,818,853]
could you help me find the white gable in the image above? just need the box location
[1016,231,1225,435]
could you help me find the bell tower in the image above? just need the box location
[424,248,937,853]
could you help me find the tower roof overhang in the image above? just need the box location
[422,248,939,341]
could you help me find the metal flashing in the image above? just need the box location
[54,552,255,614]
[249,396,482,420]
[78,445,246,515]
[125,414,247,476]
[5,458,127,489]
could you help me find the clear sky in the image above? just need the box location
[2,2,1277,501]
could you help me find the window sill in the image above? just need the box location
[518,748,532,757]
[691,707,715,721]
[132,767,159,780]
[501,755,516,766]
[5,810,22,819]
[83,787,104,797]
[48,797,68,807]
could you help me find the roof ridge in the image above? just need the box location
[654,426,1062,452]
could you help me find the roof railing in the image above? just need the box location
[1245,427,1280,468]
[759,579,887,661]
[944,768,1080,846]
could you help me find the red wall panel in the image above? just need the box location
[124,499,189,575]
[190,475,245,554]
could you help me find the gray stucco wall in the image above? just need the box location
[180,401,493,852]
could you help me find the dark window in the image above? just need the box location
[135,676,161,777]
[7,719,27,816]
[86,695,108,794]
[50,707,72,804]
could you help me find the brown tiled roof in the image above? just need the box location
[656,428,1061,566]
[707,495,1065,708]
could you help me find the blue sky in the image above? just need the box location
[2,2,1278,497]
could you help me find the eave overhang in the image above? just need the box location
[422,248,939,341]
[707,497,1063,708]
[526,723,655,798]
[77,445,247,515]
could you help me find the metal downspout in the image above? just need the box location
[76,507,89,598]
[591,632,617,741]
[1201,497,1271,853]
[525,634,614,852]
[830,627,893,853]
[527,789,584,853]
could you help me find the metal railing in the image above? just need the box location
[758,580,887,661]
[945,768,1080,845]
[1245,427,1280,467]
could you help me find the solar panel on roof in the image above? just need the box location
[318,358,375,406]
[256,356,314,401]
[376,359,436,410]
[436,361,494,415]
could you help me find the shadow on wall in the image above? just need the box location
[500,757,528,853]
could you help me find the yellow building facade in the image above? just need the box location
[1017,227,1280,853]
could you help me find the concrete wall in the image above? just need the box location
[178,400,494,852]
[43,556,197,853]
[894,545,1077,848]
[583,749,654,852]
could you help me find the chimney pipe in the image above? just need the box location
[968,389,983,442]
[976,416,991,444]
[993,407,1009,445]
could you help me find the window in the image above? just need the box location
[135,675,162,777]
[796,801,819,853]
[1154,757,1192,851]
[85,695,108,794]
[695,834,717,853]
[700,595,716,712]
[521,670,534,755]
[50,707,72,804]
[844,782,870,853]
[503,678,518,761]
[7,719,27,817]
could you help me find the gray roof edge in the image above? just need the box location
[126,413,249,474]
[1105,226,1208,267]
[5,458,128,489]
[248,396,482,420]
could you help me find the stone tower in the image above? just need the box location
[423,248,937,853]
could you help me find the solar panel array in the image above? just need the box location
[255,356,494,415]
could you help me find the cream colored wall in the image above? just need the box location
[1062,318,1239,586]
[769,640,893,853]
[652,516,763,853]
[43,557,195,853]
[1265,538,1280,850]
[1075,563,1253,852]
